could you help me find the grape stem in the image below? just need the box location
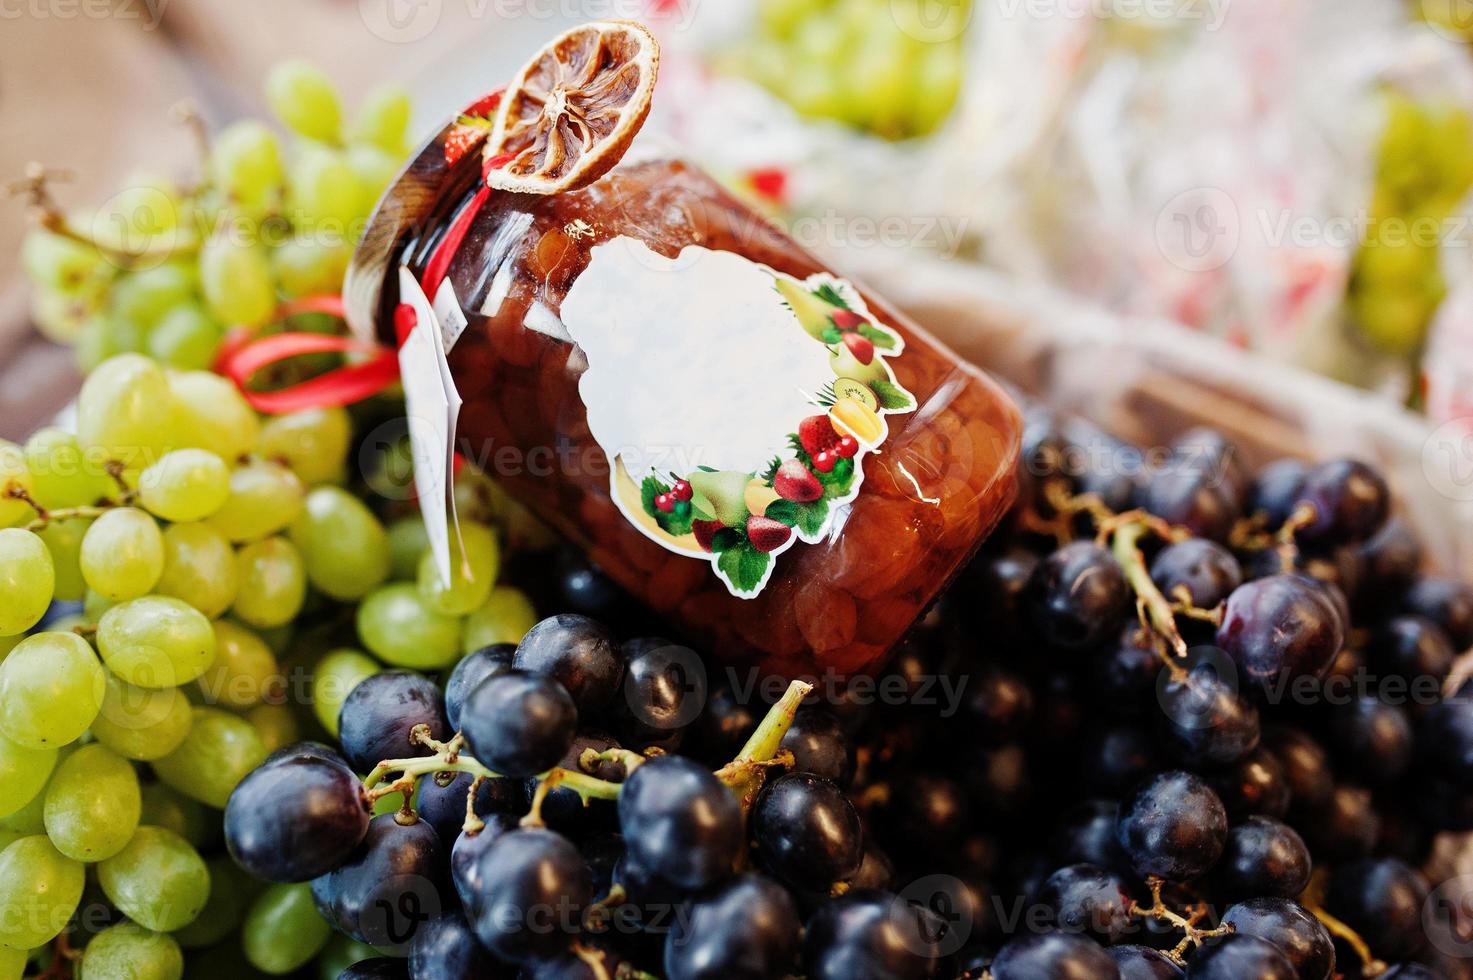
[1129,876,1234,966]
[581,746,648,774]
[8,162,199,264]
[1108,518,1190,674]
[365,679,815,829]
[1275,502,1316,573]
[717,678,813,810]
[1305,901,1387,977]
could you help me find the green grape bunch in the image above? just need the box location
[731,0,971,140]
[18,60,414,375]
[0,343,546,978]
[1348,90,1473,358]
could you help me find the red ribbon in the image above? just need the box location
[214,306,400,415]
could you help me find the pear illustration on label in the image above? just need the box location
[559,237,915,598]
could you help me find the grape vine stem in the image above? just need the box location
[362,679,815,828]
[716,679,813,810]
[1108,517,1190,673]
[1129,876,1234,966]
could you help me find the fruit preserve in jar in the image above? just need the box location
[348,25,1021,679]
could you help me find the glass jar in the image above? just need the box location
[379,152,1021,680]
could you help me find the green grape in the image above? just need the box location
[463,585,538,654]
[0,944,24,980]
[43,743,140,861]
[757,0,825,37]
[385,516,430,581]
[24,427,107,510]
[196,619,278,709]
[208,460,305,543]
[83,588,118,621]
[267,60,342,143]
[346,143,399,215]
[94,178,183,258]
[211,121,285,218]
[75,315,120,372]
[245,703,299,755]
[75,353,181,466]
[91,673,194,762]
[257,407,352,486]
[316,935,380,980]
[98,596,216,689]
[416,520,499,616]
[0,440,37,528]
[80,920,183,980]
[148,306,221,371]
[172,857,252,949]
[97,826,209,932]
[913,43,964,134]
[0,785,46,835]
[270,237,350,299]
[152,707,266,808]
[450,465,500,524]
[0,836,85,948]
[79,507,163,601]
[356,583,462,669]
[200,234,275,330]
[138,783,210,849]
[20,229,105,296]
[138,449,231,523]
[351,84,412,153]
[288,146,364,235]
[288,486,389,600]
[0,529,53,636]
[0,633,18,662]
[168,371,260,463]
[243,883,331,974]
[155,522,237,619]
[31,286,92,345]
[36,517,90,603]
[0,733,56,820]
[0,632,105,749]
[311,649,381,735]
[232,537,306,629]
[111,263,196,332]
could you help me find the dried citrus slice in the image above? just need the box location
[484,21,660,195]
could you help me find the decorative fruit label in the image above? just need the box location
[559,237,915,598]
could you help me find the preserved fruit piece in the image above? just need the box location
[484,22,660,195]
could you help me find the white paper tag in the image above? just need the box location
[398,268,464,587]
[433,279,470,352]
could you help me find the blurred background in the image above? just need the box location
[4,0,1473,497]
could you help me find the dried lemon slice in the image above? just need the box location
[484,20,660,195]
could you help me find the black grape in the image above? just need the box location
[225,756,370,883]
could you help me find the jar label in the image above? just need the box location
[559,236,916,597]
